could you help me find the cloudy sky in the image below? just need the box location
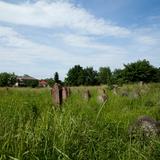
[0,0,160,79]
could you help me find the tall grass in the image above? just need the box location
[0,84,160,160]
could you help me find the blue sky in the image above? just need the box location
[0,0,160,80]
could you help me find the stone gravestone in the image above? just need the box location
[83,89,91,101]
[62,87,68,101]
[129,115,160,138]
[67,87,71,97]
[51,83,62,106]
[113,87,118,95]
[97,89,108,103]
[129,89,141,99]
[139,81,144,87]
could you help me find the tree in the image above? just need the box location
[65,65,99,86]
[54,72,59,83]
[45,78,55,87]
[8,73,17,86]
[23,79,39,88]
[122,59,157,83]
[0,72,17,87]
[65,65,84,86]
[98,67,112,85]
[83,67,98,85]
[112,69,124,85]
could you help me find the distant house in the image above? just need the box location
[39,80,48,87]
[15,75,39,87]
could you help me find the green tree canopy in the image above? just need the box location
[0,72,17,87]
[83,67,98,85]
[98,67,112,85]
[65,65,98,86]
[65,65,84,86]
[54,72,59,83]
[123,59,158,83]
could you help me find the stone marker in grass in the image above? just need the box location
[67,87,71,97]
[129,115,160,138]
[83,89,91,101]
[139,81,144,87]
[51,83,62,106]
[97,89,108,103]
[62,86,68,101]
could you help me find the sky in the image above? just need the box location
[0,0,160,80]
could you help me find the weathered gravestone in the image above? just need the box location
[97,89,108,103]
[121,91,129,97]
[129,89,141,99]
[129,115,160,138]
[51,83,62,106]
[67,87,71,97]
[62,87,68,101]
[113,85,119,95]
[83,89,91,101]
[139,81,144,87]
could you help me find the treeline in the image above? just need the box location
[64,59,160,86]
[0,59,160,87]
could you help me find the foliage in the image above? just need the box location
[65,65,98,86]
[23,79,39,88]
[98,67,112,85]
[65,65,84,86]
[0,59,160,87]
[83,67,98,85]
[54,72,59,83]
[122,59,158,83]
[45,78,55,87]
[65,60,160,86]
[112,59,160,84]
[112,69,124,85]
[0,72,17,87]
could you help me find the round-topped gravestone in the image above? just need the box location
[129,116,160,138]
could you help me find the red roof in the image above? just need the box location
[39,80,48,84]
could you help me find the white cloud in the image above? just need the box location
[62,34,126,54]
[136,35,157,45]
[0,24,160,79]
[0,26,70,63]
[0,25,129,78]
[0,0,160,78]
[0,0,130,36]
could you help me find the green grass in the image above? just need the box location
[0,84,160,160]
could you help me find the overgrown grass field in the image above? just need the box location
[0,84,160,160]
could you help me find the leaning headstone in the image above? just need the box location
[97,89,108,103]
[62,87,68,101]
[83,89,91,101]
[51,83,62,106]
[129,116,160,138]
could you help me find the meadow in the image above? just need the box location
[0,84,160,160]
